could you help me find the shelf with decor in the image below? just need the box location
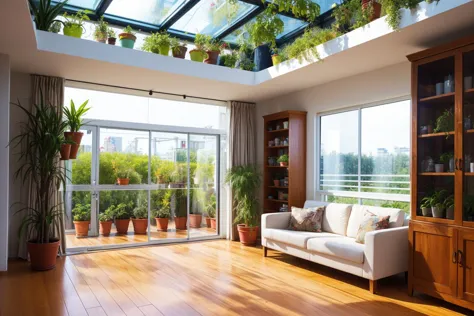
[263,110,306,214]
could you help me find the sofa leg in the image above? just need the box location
[369,280,377,294]
[263,246,267,257]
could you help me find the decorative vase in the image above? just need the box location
[449,158,455,173]
[283,121,289,129]
[132,218,148,234]
[189,50,206,62]
[254,44,272,71]
[172,46,187,59]
[174,216,187,230]
[27,239,60,271]
[156,217,169,231]
[434,164,444,173]
[237,224,258,246]
[115,219,130,234]
[64,131,83,159]
[444,75,454,93]
[119,33,136,49]
[100,221,112,236]
[435,82,444,95]
[73,221,90,237]
[63,24,82,38]
[60,144,71,160]
[189,214,202,228]
[204,50,220,64]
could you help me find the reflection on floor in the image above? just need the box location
[66,220,217,248]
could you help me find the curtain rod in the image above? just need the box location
[66,79,229,103]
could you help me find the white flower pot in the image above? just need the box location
[446,206,454,220]
[435,164,444,173]
[421,207,432,217]
[432,206,445,218]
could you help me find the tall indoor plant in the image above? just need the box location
[63,99,90,159]
[28,0,68,32]
[10,97,69,270]
[225,165,261,245]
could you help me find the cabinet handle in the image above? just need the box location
[458,250,464,267]
[459,159,464,171]
[455,158,459,171]
[453,251,458,263]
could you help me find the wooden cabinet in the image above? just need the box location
[263,111,307,213]
[408,35,474,311]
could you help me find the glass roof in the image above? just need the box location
[170,0,257,36]
[54,0,101,10]
[315,0,343,14]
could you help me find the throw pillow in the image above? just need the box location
[289,206,325,232]
[355,212,390,244]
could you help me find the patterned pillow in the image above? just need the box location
[289,206,325,232]
[355,212,390,244]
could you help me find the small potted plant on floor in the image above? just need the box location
[174,190,188,230]
[204,39,224,65]
[190,209,202,228]
[142,31,171,56]
[170,37,188,59]
[62,10,90,38]
[28,0,68,32]
[99,207,114,236]
[113,203,132,235]
[132,205,148,234]
[153,192,171,231]
[190,33,208,62]
[107,28,117,45]
[119,25,137,49]
[72,204,91,237]
[225,165,261,246]
[206,194,217,230]
[63,99,90,159]
[277,154,289,167]
[445,194,455,220]
[93,16,108,43]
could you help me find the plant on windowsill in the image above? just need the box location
[132,205,148,234]
[112,203,133,234]
[62,10,91,38]
[10,96,69,270]
[277,154,289,167]
[434,108,454,138]
[204,39,225,65]
[331,0,376,33]
[174,189,188,230]
[93,16,108,43]
[153,190,171,231]
[170,37,188,59]
[190,33,209,62]
[72,203,91,237]
[206,193,217,230]
[219,50,239,68]
[59,135,75,161]
[142,31,172,56]
[98,208,114,236]
[107,28,117,45]
[440,152,454,173]
[225,164,261,246]
[112,160,142,185]
[189,190,203,228]
[49,21,62,34]
[63,99,90,159]
[119,25,137,49]
[28,0,68,32]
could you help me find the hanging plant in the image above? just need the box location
[246,7,284,49]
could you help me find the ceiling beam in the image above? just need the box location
[95,0,114,16]
[158,0,201,31]
[215,6,265,40]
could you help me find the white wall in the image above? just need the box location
[255,62,411,202]
[0,54,11,270]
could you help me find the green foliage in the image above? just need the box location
[246,8,284,49]
[107,28,116,38]
[225,165,261,227]
[379,0,418,30]
[93,16,108,41]
[170,37,186,53]
[28,0,68,32]
[112,158,142,183]
[10,97,69,243]
[239,57,255,71]
[439,152,453,164]
[277,154,289,163]
[133,205,148,219]
[174,189,188,217]
[444,194,454,209]
[49,21,62,33]
[63,10,91,28]
[142,32,172,53]
[204,37,225,52]
[211,0,239,27]
[63,99,90,132]
[434,109,454,134]
[206,194,217,218]
[220,51,239,68]
[282,28,339,63]
[122,25,136,35]
[98,208,113,222]
[331,0,372,32]
[425,190,449,208]
[152,190,172,218]
[111,203,133,220]
[194,33,210,51]
[72,204,91,221]
[266,0,320,22]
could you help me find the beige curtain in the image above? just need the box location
[228,101,256,240]
[17,75,66,259]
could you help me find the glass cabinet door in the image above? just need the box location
[463,48,474,225]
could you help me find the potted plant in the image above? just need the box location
[170,37,187,59]
[93,16,108,43]
[119,25,137,49]
[225,165,261,245]
[420,196,432,217]
[170,164,186,188]
[107,28,117,45]
[204,39,225,65]
[63,99,90,159]
[174,190,188,230]
[440,152,454,172]
[189,209,202,228]
[445,195,455,220]
[219,51,238,68]
[431,190,448,218]
[271,49,282,66]
[99,207,114,236]
[112,160,132,185]
[113,203,132,234]
[10,97,69,270]
[190,33,208,62]
[142,32,172,56]
[59,136,74,160]
[153,190,171,231]
[277,154,289,167]
[206,194,217,230]
[273,174,280,186]
[62,10,90,38]
[28,0,68,32]
[132,205,148,234]
[361,0,382,22]
[72,203,90,237]
[434,108,454,137]
[49,21,62,34]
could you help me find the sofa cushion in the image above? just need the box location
[289,206,325,232]
[322,203,352,235]
[306,235,365,264]
[355,214,390,244]
[346,205,405,238]
[262,229,335,249]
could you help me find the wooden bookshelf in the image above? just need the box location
[263,111,306,213]
[419,92,455,103]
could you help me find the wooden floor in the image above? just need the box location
[0,240,471,316]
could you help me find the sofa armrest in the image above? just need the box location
[261,212,291,230]
[363,226,409,281]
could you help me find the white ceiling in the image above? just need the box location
[1,0,474,103]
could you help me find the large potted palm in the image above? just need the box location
[63,99,90,159]
[225,165,261,245]
[10,97,69,270]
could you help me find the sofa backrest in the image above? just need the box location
[346,205,406,238]
[304,201,352,235]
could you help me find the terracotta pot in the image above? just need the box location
[172,46,187,59]
[156,217,169,231]
[204,50,220,64]
[132,218,148,234]
[119,33,136,41]
[210,218,217,230]
[280,162,288,167]
[189,214,202,228]
[273,179,280,186]
[361,0,382,22]
[73,221,90,237]
[64,131,83,159]
[27,239,60,271]
[117,178,130,185]
[237,224,259,246]
[100,221,112,236]
[115,218,130,234]
[174,216,187,230]
[108,37,116,45]
[205,217,212,228]
[60,144,71,160]
[97,38,106,43]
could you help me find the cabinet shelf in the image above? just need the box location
[466,88,474,94]
[419,92,455,103]
[267,199,288,203]
[267,129,289,133]
[466,129,474,134]
[419,172,455,176]
[269,186,288,189]
[418,131,454,138]
[268,145,289,149]
[266,165,288,168]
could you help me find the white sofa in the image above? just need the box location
[261,201,409,293]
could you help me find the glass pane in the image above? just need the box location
[464,50,474,222]
[68,128,93,185]
[105,0,187,26]
[360,199,410,215]
[65,191,92,248]
[170,0,257,36]
[150,132,188,241]
[313,0,342,14]
[54,0,101,9]
[360,101,411,196]
[189,134,218,238]
[319,110,359,193]
[99,128,150,185]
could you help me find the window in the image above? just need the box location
[317,99,411,213]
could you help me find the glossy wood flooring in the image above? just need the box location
[0,240,471,316]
